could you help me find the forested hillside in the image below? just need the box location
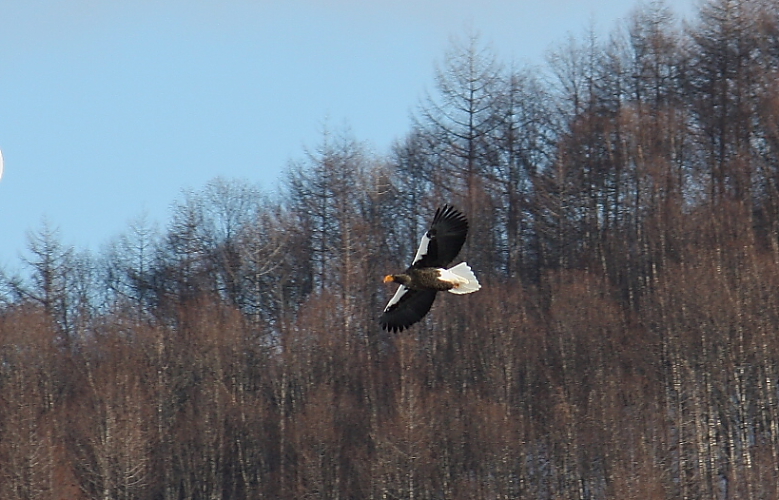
[2,0,779,498]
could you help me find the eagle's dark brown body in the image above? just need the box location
[385,268,456,292]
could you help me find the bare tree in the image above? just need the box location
[2,220,97,345]
[415,32,504,217]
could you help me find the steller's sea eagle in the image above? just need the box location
[380,205,481,332]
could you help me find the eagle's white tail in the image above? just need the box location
[445,262,481,294]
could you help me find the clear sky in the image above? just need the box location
[0,0,695,271]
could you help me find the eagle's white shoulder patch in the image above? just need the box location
[411,231,432,265]
[384,285,410,312]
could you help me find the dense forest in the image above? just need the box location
[2,0,779,498]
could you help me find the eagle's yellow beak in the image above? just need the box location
[383,275,395,284]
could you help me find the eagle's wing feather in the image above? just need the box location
[411,205,468,269]
[380,287,437,333]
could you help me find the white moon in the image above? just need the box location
[0,149,4,182]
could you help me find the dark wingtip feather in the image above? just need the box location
[433,204,468,229]
[379,289,437,333]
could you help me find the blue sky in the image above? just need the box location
[0,0,694,271]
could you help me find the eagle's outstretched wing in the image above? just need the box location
[379,286,437,333]
[411,205,468,269]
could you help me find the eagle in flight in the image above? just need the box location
[380,205,481,332]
